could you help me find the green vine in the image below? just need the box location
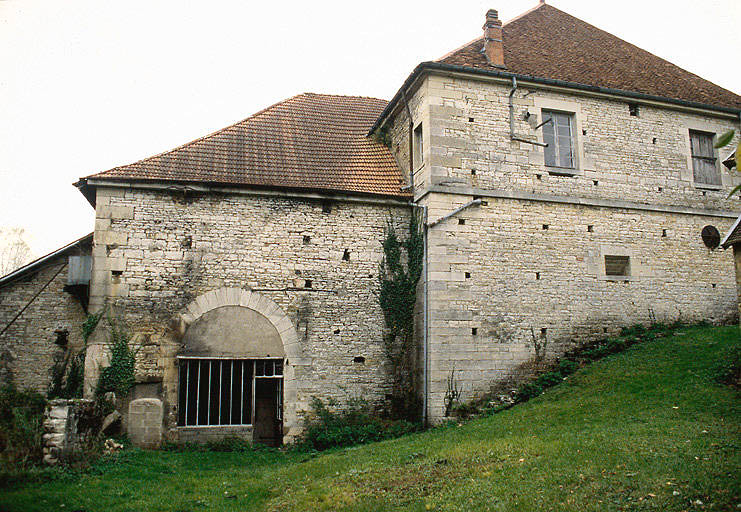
[96,315,136,397]
[378,209,424,420]
[82,310,104,343]
[371,125,393,148]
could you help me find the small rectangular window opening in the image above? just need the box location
[465,272,471,279]
[628,103,639,116]
[303,235,311,245]
[471,328,478,335]
[542,224,549,230]
[342,249,350,261]
[458,218,465,225]
[413,124,424,168]
[662,229,667,238]
[304,279,312,288]
[535,272,540,280]
[587,225,593,232]
[604,255,630,277]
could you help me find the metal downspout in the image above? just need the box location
[401,89,415,192]
[409,202,428,426]
[509,76,548,147]
[509,76,517,140]
[422,205,428,426]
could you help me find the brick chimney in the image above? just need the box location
[482,9,505,68]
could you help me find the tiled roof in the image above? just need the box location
[84,93,407,198]
[438,3,741,110]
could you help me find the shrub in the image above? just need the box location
[620,324,647,337]
[557,359,579,376]
[299,397,419,451]
[0,385,47,469]
[96,318,135,396]
[534,371,563,388]
[48,350,85,400]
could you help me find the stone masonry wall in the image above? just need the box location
[411,74,740,210]
[0,254,89,393]
[380,72,740,422]
[88,187,410,438]
[422,191,737,421]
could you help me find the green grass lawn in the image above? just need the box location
[1,326,739,511]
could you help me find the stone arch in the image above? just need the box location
[175,287,300,359]
[169,287,302,442]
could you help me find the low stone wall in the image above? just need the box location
[42,398,95,465]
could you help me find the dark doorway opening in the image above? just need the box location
[253,379,282,446]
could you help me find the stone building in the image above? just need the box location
[721,216,741,323]
[1,3,740,443]
[0,234,92,391]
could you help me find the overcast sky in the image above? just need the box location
[1,0,739,258]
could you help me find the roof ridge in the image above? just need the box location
[89,92,392,180]
[437,35,483,63]
[303,92,389,102]
[527,4,741,100]
[89,93,308,179]
[502,1,546,26]
[436,2,547,62]
[436,2,740,109]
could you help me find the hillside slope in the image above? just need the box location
[2,326,739,511]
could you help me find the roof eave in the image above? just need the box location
[0,232,93,289]
[720,214,741,249]
[81,176,412,203]
[369,61,741,135]
[74,178,97,208]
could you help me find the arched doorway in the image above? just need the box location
[170,288,300,445]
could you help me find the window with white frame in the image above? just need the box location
[413,123,423,168]
[689,130,721,186]
[177,358,283,427]
[542,110,576,169]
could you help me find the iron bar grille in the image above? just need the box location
[177,358,283,427]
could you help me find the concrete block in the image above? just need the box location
[127,398,163,449]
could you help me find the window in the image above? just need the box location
[413,123,423,168]
[177,358,283,427]
[604,255,630,277]
[690,130,720,186]
[542,110,576,169]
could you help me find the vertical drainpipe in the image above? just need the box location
[401,89,415,193]
[422,205,428,426]
[400,88,427,425]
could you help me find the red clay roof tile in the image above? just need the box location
[439,4,741,110]
[86,93,408,198]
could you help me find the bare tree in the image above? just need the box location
[0,227,33,276]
